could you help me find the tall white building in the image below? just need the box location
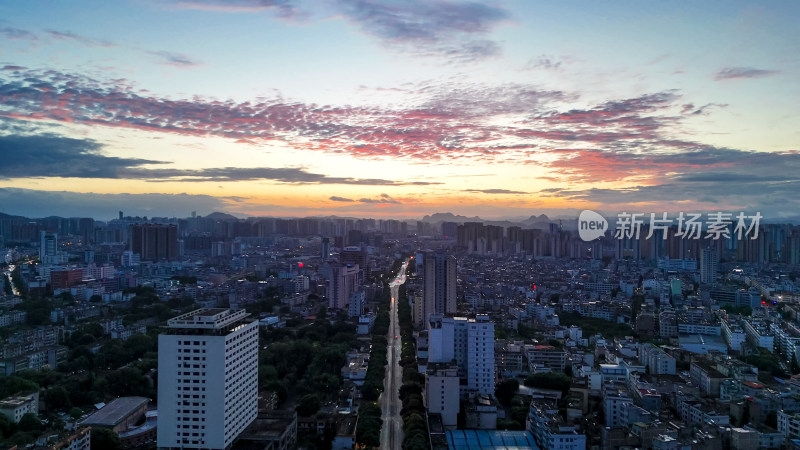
[426,363,460,429]
[428,315,455,364]
[465,315,495,396]
[428,314,495,398]
[157,309,259,449]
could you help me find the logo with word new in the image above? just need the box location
[578,210,607,241]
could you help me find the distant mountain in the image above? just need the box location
[521,214,551,225]
[417,212,562,230]
[0,212,27,220]
[420,212,483,223]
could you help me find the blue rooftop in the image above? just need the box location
[446,430,540,449]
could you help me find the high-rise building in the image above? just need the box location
[321,237,331,261]
[130,224,179,261]
[428,315,455,364]
[464,315,495,396]
[340,246,367,268]
[441,222,458,238]
[327,264,359,310]
[157,309,259,449]
[423,252,456,319]
[700,247,718,284]
[40,231,58,263]
[428,314,495,397]
[422,258,436,324]
[412,293,425,329]
[348,289,365,318]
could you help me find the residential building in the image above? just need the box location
[426,363,459,429]
[638,343,676,375]
[700,247,718,284]
[130,223,180,261]
[428,314,495,397]
[526,345,567,372]
[722,319,747,352]
[603,383,633,427]
[0,393,38,422]
[327,264,359,310]
[347,289,365,318]
[771,322,800,362]
[527,400,586,450]
[464,315,495,396]
[779,410,800,441]
[690,359,728,397]
[51,427,91,450]
[744,319,775,352]
[412,292,425,329]
[423,252,456,317]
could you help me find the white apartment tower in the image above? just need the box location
[428,315,455,363]
[428,314,495,397]
[465,315,495,396]
[426,363,460,429]
[157,309,259,449]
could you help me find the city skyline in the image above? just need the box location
[1,1,799,220]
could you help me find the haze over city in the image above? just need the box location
[1,1,798,220]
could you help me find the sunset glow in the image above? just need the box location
[1,1,798,220]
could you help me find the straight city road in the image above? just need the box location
[379,259,408,450]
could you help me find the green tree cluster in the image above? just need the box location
[0,412,44,446]
[355,403,382,447]
[245,287,283,315]
[170,275,198,285]
[740,348,787,379]
[360,308,389,401]
[722,304,753,316]
[524,372,572,396]
[558,311,634,340]
[258,314,357,408]
[495,379,519,407]
[91,427,123,450]
[0,376,39,398]
[396,283,428,450]
[296,394,321,417]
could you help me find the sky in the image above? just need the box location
[0,0,798,221]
